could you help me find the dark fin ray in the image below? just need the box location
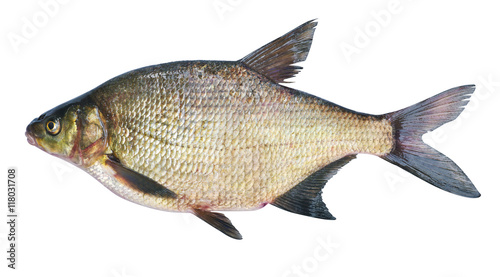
[192,208,242,240]
[383,85,480,198]
[239,19,317,83]
[105,156,177,198]
[272,155,356,219]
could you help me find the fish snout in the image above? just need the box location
[26,131,37,146]
[26,120,39,146]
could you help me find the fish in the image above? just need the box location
[26,20,480,239]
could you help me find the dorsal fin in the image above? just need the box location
[272,155,356,219]
[239,19,317,83]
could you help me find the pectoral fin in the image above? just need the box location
[105,155,177,198]
[192,208,242,240]
[272,155,356,219]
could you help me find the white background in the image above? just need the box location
[1,1,499,276]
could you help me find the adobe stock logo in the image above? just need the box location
[7,0,70,53]
[282,236,340,277]
[212,0,243,21]
[340,0,405,63]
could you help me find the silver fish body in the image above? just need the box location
[26,20,479,239]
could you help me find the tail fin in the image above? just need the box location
[382,85,480,198]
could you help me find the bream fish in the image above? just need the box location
[26,20,480,239]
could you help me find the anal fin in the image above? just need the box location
[105,155,177,199]
[192,208,242,240]
[272,155,356,219]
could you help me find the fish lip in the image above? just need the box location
[25,124,38,146]
[26,131,37,146]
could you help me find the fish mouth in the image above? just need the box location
[25,124,38,146]
[26,131,37,146]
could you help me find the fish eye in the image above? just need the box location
[45,119,61,135]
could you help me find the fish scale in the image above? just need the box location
[26,20,480,239]
[88,60,393,212]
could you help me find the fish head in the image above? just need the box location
[26,97,108,168]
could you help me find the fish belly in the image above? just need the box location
[91,61,393,212]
